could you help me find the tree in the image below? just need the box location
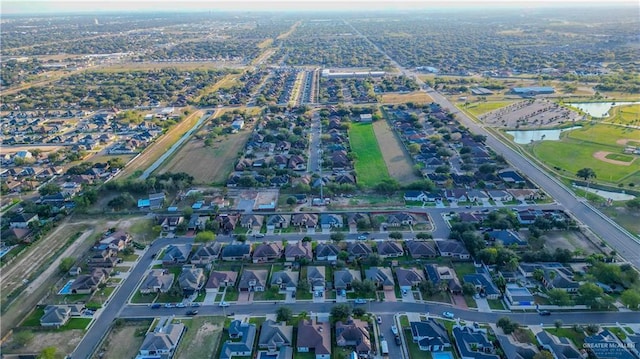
[195,231,216,243]
[389,232,403,240]
[297,280,310,293]
[547,289,574,306]
[38,346,58,359]
[416,232,432,239]
[330,232,345,242]
[107,157,126,169]
[276,306,292,322]
[462,283,476,296]
[419,280,439,297]
[621,289,640,309]
[13,330,34,347]
[585,324,600,336]
[58,257,75,273]
[330,304,352,322]
[352,279,376,296]
[578,283,604,308]
[236,234,247,243]
[626,198,640,210]
[496,317,519,334]
[38,183,61,196]
[533,351,554,359]
[554,319,563,332]
[286,196,297,206]
[353,307,366,317]
[576,168,596,181]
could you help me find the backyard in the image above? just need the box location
[349,122,391,187]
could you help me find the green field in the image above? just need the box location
[606,104,640,126]
[524,123,640,184]
[349,122,390,187]
[464,101,514,116]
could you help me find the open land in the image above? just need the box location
[373,118,420,184]
[540,229,604,255]
[380,91,433,104]
[463,101,514,117]
[174,316,224,359]
[348,122,391,187]
[4,329,85,356]
[93,320,151,359]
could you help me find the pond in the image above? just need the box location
[573,184,636,201]
[567,101,640,118]
[506,126,582,144]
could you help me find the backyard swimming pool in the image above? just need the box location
[58,280,75,295]
[432,352,454,359]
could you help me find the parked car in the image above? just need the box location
[219,301,230,307]
[539,310,551,316]
[394,335,401,345]
[442,311,455,319]
[391,326,398,335]
[253,233,265,238]
[191,302,201,307]
[164,303,174,308]
[354,298,367,304]
[186,310,198,316]
[357,235,367,240]
[176,303,186,308]
[151,303,161,309]
[377,316,382,324]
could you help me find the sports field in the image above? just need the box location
[349,122,391,187]
[529,123,639,184]
[464,101,513,117]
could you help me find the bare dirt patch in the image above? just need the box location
[0,145,63,155]
[541,230,603,256]
[94,321,150,359]
[381,91,433,104]
[175,318,224,359]
[616,138,640,146]
[593,151,634,166]
[5,330,84,356]
[372,120,420,184]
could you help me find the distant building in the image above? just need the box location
[510,87,555,97]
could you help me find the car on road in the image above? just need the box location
[219,301,230,307]
[395,335,401,345]
[253,233,265,238]
[357,235,367,240]
[186,310,198,316]
[539,310,551,316]
[176,303,186,308]
[164,303,174,308]
[442,311,455,319]
[391,325,398,335]
[191,302,201,307]
[354,299,367,304]
[151,303,161,309]
[377,316,382,324]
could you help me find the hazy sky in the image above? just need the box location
[3,0,638,15]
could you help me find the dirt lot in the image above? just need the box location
[93,320,151,359]
[479,99,583,129]
[174,317,224,359]
[4,329,84,356]
[159,129,251,185]
[540,229,604,255]
[381,91,433,104]
[373,119,420,184]
[0,145,63,155]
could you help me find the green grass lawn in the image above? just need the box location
[545,327,586,348]
[59,318,92,331]
[131,291,157,303]
[118,253,140,262]
[253,289,285,301]
[604,104,640,126]
[606,327,628,340]
[605,153,635,162]
[452,262,476,281]
[223,289,239,302]
[464,101,514,117]
[173,316,225,359]
[487,298,506,310]
[566,123,640,147]
[21,306,45,327]
[348,122,391,187]
[404,328,433,359]
[293,351,316,359]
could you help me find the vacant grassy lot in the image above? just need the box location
[541,230,603,256]
[94,320,151,359]
[605,104,640,126]
[88,154,136,165]
[349,122,390,187]
[117,109,203,179]
[3,329,85,357]
[373,118,420,184]
[380,91,433,104]
[600,206,640,236]
[566,122,640,147]
[464,101,514,117]
[174,316,224,359]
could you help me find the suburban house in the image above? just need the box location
[270,270,299,292]
[585,330,636,359]
[297,319,331,359]
[410,319,451,352]
[9,212,39,228]
[220,319,257,359]
[466,189,490,203]
[238,269,268,292]
[333,269,361,291]
[498,169,526,184]
[315,244,340,261]
[507,189,542,202]
[519,263,579,293]
[137,320,185,359]
[159,216,183,232]
[406,240,438,258]
[284,242,313,261]
[205,271,238,293]
[190,242,223,265]
[486,190,513,202]
[453,326,499,359]
[139,269,175,294]
[364,267,395,291]
[347,242,373,259]
[435,240,471,260]
[463,270,501,299]
[396,267,425,291]
[535,331,582,359]
[258,319,293,353]
[307,266,326,292]
[319,214,343,229]
[162,244,192,266]
[87,248,119,268]
[70,268,110,294]
[495,333,539,359]
[240,214,264,230]
[252,242,283,263]
[40,304,84,328]
[335,318,372,356]
[218,214,239,233]
[291,213,319,229]
[221,244,252,261]
[386,212,416,227]
[266,214,291,230]
[404,191,427,202]
[377,241,404,258]
[425,264,462,294]
[347,213,371,228]
[443,188,468,202]
[178,265,205,296]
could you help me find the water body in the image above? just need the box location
[574,185,636,201]
[506,126,582,144]
[568,101,640,118]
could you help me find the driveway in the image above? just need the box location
[452,294,468,309]
[475,297,491,312]
[402,291,416,303]
[383,290,397,302]
[238,291,252,304]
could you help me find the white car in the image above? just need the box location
[442,311,455,319]
[219,301,230,307]
[176,303,186,308]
